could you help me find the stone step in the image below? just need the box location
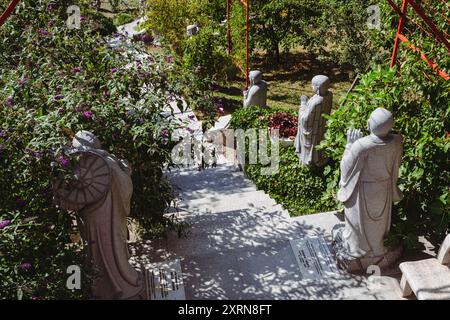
[168,170,256,200]
[179,190,277,212]
[164,208,302,256]
[290,211,343,236]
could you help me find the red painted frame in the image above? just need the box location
[389,0,450,80]
[0,0,20,27]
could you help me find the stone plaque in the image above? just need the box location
[290,236,341,280]
[142,259,186,300]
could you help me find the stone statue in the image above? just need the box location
[243,70,268,108]
[54,131,145,299]
[187,24,200,37]
[333,108,404,272]
[294,75,333,167]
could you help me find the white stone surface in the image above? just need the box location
[144,161,406,300]
[400,259,450,300]
[399,234,450,300]
[117,18,147,38]
[210,115,232,131]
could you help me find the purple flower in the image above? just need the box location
[58,155,69,169]
[83,111,93,119]
[16,197,27,207]
[165,56,173,64]
[0,130,6,138]
[188,114,195,120]
[75,106,82,113]
[6,96,13,107]
[33,151,42,159]
[186,127,194,134]
[53,95,63,101]
[218,107,225,115]
[167,94,175,103]
[58,108,64,114]
[141,34,152,44]
[18,78,28,87]
[19,263,32,270]
[80,16,86,22]
[72,67,82,73]
[0,220,11,229]
[47,3,55,11]
[102,91,110,99]
[37,29,50,36]
[160,129,169,137]
[111,68,118,74]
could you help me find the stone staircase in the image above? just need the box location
[130,162,405,300]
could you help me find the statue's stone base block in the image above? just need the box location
[332,226,402,274]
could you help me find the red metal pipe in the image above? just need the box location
[391,0,409,68]
[386,0,403,16]
[398,34,450,80]
[227,0,232,54]
[408,0,450,52]
[0,0,20,27]
[245,0,249,89]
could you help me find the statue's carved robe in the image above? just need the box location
[244,81,268,108]
[337,134,403,258]
[295,92,332,166]
[79,151,143,300]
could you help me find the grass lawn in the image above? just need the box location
[215,48,355,115]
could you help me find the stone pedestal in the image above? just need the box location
[332,225,402,274]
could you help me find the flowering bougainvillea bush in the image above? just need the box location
[0,0,214,299]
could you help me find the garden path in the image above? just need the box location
[117,19,406,300]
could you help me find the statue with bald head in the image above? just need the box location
[243,70,268,108]
[295,75,333,167]
[334,108,403,268]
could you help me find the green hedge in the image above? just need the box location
[230,106,336,216]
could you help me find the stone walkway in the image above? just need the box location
[132,161,408,300]
[118,18,408,300]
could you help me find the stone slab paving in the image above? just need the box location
[130,162,409,300]
[117,18,147,38]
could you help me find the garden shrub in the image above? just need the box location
[246,147,335,216]
[113,12,135,26]
[182,25,236,84]
[230,106,335,215]
[0,0,213,299]
[230,106,281,131]
[143,0,224,53]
